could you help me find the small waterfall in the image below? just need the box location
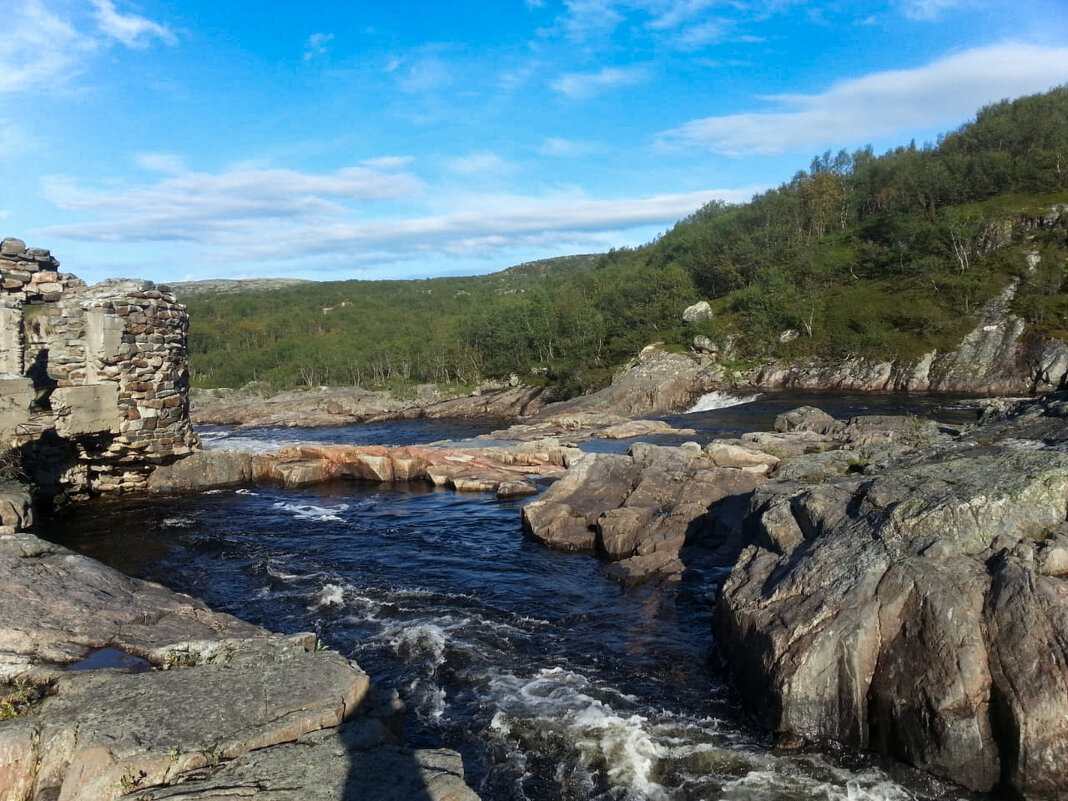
[685,391,762,413]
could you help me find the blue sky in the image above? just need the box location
[1,0,1066,285]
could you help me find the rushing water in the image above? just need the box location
[41,392,980,801]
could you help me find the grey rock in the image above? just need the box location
[682,300,713,323]
[1,238,26,256]
[123,732,479,800]
[717,399,1068,796]
[692,334,716,353]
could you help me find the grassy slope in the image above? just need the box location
[185,88,1068,396]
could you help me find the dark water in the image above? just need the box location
[41,392,977,801]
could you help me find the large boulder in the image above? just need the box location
[716,396,1068,797]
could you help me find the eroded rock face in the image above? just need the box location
[716,394,1068,798]
[147,442,574,498]
[522,442,772,583]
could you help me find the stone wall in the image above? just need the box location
[0,237,197,499]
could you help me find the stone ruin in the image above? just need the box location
[0,237,198,501]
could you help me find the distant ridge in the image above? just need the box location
[168,278,315,297]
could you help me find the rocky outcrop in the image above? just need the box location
[748,280,1067,395]
[1,238,197,500]
[535,345,706,418]
[148,442,576,497]
[521,442,774,584]
[478,411,695,443]
[715,393,1068,798]
[0,517,478,801]
[191,383,552,427]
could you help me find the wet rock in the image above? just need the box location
[146,449,253,492]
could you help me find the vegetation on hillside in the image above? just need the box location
[185,87,1068,398]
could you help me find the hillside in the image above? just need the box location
[185,87,1068,397]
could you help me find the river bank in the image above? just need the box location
[14,390,1065,799]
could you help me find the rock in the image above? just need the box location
[716,399,1068,796]
[534,347,705,418]
[774,406,839,435]
[682,301,713,323]
[0,238,26,257]
[496,481,538,498]
[522,445,767,582]
[692,334,716,353]
[148,450,254,493]
[14,638,369,801]
[123,733,479,801]
[703,441,779,473]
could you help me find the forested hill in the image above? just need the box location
[184,87,1068,398]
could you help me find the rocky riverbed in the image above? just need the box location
[5,391,1068,799]
[521,392,1068,798]
[0,493,479,801]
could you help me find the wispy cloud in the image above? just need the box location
[443,152,514,175]
[41,163,424,242]
[303,32,334,61]
[91,0,176,48]
[135,152,187,174]
[392,54,453,93]
[900,0,964,20]
[539,137,600,157]
[551,65,648,98]
[0,0,95,93]
[551,0,793,49]
[560,0,625,41]
[38,160,757,270]
[360,156,414,170]
[660,42,1068,156]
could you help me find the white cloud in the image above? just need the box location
[443,152,514,175]
[361,156,415,170]
[539,137,600,157]
[551,65,648,98]
[0,210,11,220]
[0,0,95,93]
[551,0,791,49]
[135,152,187,174]
[91,0,176,48]
[560,0,625,40]
[660,42,1068,156]
[900,0,963,20]
[40,164,424,243]
[303,32,334,61]
[391,53,453,93]
[38,161,758,270]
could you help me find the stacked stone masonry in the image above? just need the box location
[0,237,198,498]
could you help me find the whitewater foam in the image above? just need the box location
[272,501,349,522]
[685,391,762,413]
[309,583,346,611]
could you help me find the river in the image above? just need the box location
[40,391,981,801]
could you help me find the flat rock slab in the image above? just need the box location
[0,531,264,673]
[2,637,370,801]
[123,729,479,801]
[148,443,571,496]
